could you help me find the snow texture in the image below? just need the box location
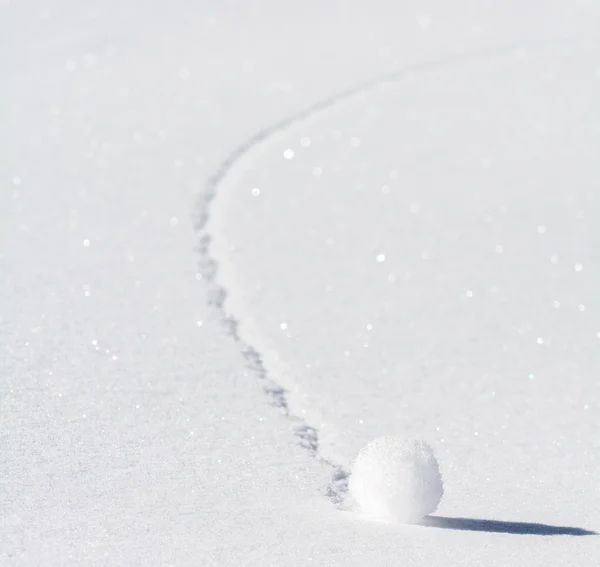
[2,1,599,565]
[349,438,443,524]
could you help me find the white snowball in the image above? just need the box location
[348,437,443,524]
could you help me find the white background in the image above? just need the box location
[2,1,598,565]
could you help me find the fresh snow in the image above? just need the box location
[2,1,599,566]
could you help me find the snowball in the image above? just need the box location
[348,437,443,524]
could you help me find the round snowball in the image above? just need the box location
[348,437,443,524]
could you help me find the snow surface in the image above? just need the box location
[2,1,599,565]
[349,438,444,524]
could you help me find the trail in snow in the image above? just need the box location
[196,37,581,504]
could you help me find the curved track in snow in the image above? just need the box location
[196,37,579,503]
